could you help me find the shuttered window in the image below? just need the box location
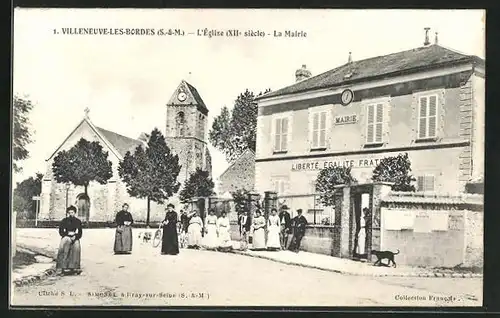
[273,117,289,152]
[311,111,327,149]
[366,103,384,144]
[417,175,435,192]
[273,178,288,195]
[418,95,438,139]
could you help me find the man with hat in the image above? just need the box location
[278,205,292,250]
[288,209,308,253]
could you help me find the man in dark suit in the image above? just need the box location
[278,205,292,250]
[238,211,252,251]
[288,209,308,253]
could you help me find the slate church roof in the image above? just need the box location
[95,127,144,157]
[258,44,485,100]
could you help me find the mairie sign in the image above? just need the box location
[291,157,385,171]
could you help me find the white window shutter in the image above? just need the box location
[274,118,281,151]
[375,103,383,143]
[366,104,375,143]
[319,111,327,147]
[428,95,438,138]
[418,97,428,139]
[281,118,288,151]
[312,112,319,148]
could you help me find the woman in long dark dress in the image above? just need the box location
[56,205,83,275]
[161,203,179,255]
[114,203,134,254]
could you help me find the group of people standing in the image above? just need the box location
[238,205,308,253]
[177,208,233,252]
[54,202,310,275]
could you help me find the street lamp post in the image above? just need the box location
[65,183,71,209]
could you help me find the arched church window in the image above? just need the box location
[176,111,185,137]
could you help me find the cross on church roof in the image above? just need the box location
[84,107,90,118]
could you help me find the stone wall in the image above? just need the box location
[300,225,340,255]
[464,210,483,267]
[380,193,483,268]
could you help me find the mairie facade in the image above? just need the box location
[254,44,485,199]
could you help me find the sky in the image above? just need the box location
[13,9,485,186]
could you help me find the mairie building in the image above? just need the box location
[254,42,485,201]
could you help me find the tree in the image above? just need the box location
[13,95,35,172]
[231,188,250,215]
[315,166,357,207]
[13,173,43,217]
[52,138,113,196]
[118,128,181,225]
[179,168,215,204]
[209,88,271,162]
[372,153,416,192]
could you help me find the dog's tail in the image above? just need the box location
[394,249,400,255]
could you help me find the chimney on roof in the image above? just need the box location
[348,52,352,64]
[424,27,431,46]
[434,32,439,45]
[295,64,312,82]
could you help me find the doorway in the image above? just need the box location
[351,190,372,260]
[76,193,90,222]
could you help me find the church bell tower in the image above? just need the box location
[165,80,212,188]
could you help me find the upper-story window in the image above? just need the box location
[417,94,438,140]
[366,103,384,144]
[176,111,185,137]
[311,111,328,149]
[273,114,292,153]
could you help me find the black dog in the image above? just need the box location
[371,249,400,267]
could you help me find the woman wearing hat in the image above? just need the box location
[251,209,266,250]
[114,203,134,255]
[161,203,179,255]
[56,205,83,275]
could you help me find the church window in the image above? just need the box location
[176,111,185,137]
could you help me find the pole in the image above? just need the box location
[66,188,69,209]
[35,199,38,227]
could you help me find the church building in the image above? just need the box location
[39,80,211,223]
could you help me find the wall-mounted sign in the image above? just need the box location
[335,114,358,125]
[340,89,354,106]
[291,157,386,171]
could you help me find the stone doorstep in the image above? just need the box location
[229,249,483,278]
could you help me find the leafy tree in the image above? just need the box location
[179,168,215,204]
[119,128,181,225]
[13,95,35,172]
[231,188,250,215]
[209,88,271,162]
[52,138,113,196]
[372,153,416,192]
[13,173,43,217]
[315,166,357,207]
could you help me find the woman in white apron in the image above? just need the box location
[216,211,233,252]
[203,209,218,250]
[266,208,281,251]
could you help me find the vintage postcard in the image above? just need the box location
[11,8,485,308]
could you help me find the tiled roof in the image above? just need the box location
[382,191,484,205]
[185,81,209,114]
[96,127,144,157]
[259,44,484,99]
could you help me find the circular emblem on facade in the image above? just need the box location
[177,92,187,102]
[340,89,354,106]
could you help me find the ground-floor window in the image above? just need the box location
[417,174,435,192]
